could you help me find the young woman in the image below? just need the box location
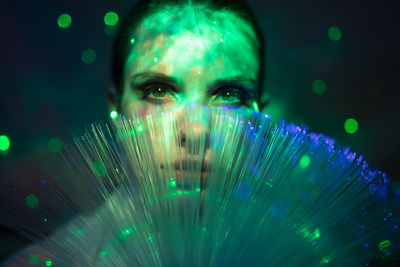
[2,0,267,265]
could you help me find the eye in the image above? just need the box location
[140,83,176,103]
[213,86,247,105]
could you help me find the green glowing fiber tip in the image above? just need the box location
[0,135,10,151]
[344,118,358,134]
[328,26,342,41]
[104,11,119,26]
[57,14,72,29]
[110,110,118,119]
[76,229,84,236]
[252,102,259,112]
[153,57,158,63]
[101,250,109,256]
[43,218,48,222]
[130,38,135,44]
[48,138,63,153]
[45,260,53,266]
[312,80,326,95]
[25,194,39,209]
[138,125,144,132]
[82,49,96,64]
[299,155,311,168]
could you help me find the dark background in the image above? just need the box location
[1,0,399,260]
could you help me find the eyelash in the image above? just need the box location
[136,82,251,106]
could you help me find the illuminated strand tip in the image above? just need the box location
[110,110,118,119]
[130,38,135,44]
[168,177,176,187]
[137,125,144,132]
[57,14,72,29]
[299,155,311,168]
[48,138,63,153]
[252,101,259,112]
[320,257,330,264]
[25,194,39,208]
[328,26,342,41]
[45,260,53,266]
[81,49,96,64]
[76,229,84,236]
[104,11,119,26]
[312,79,326,95]
[43,218,48,222]
[29,255,39,265]
[101,250,109,256]
[344,118,358,134]
[153,57,158,63]
[0,135,10,151]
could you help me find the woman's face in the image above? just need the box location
[116,6,261,189]
[119,6,261,116]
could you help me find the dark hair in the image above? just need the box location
[110,0,266,111]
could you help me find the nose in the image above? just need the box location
[177,107,210,156]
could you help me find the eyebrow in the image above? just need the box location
[130,72,257,91]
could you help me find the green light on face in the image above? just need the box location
[328,26,342,41]
[153,57,158,63]
[312,80,326,95]
[252,102,259,112]
[299,155,311,168]
[76,229,84,236]
[25,194,39,208]
[81,49,96,64]
[0,135,10,151]
[104,11,119,26]
[344,118,358,134]
[110,110,118,119]
[48,138,63,153]
[29,255,39,265]
[130,38,135,44]
[45,260,53,266]
[57,14,72,29]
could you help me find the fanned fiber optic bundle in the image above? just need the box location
[1,106,399,266]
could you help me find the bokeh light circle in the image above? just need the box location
[57,14,72,29]
[344,118,359,134]
[328,26,342,41]
[0,135,10,151]
[104,11,119,26]
[81,49,96,64]
[312,79,326,95]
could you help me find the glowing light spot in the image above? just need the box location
[321,257,330,264]
[220,38,223,42]
[120,227,134,236]
[76,229,84,236]
[45,260,53,266]
[48,138,62,153]
[299,155,311,168]
[110,110,118,119]
[93,161,106,177]
[0,135,10,151]
[101,250,109,256]
[57,14,72,29]
[312,79,326,95]
[153,57,158,63]
[81,49,96,64]
[196,187,200,193]
[104,11,119,26]
[25,194,39,208]
[379,240,391,250]
[328,26,342,41]
[138,125,143,132]
[29,255,39,265]
[314,228,320,239]
[252,102,259,112]
[167,177,176,187]
[269,200,290,218]
[344,118,358,134]
[130,38,135,44]
[43,218,48,222]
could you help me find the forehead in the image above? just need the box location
[124,5,260,85]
